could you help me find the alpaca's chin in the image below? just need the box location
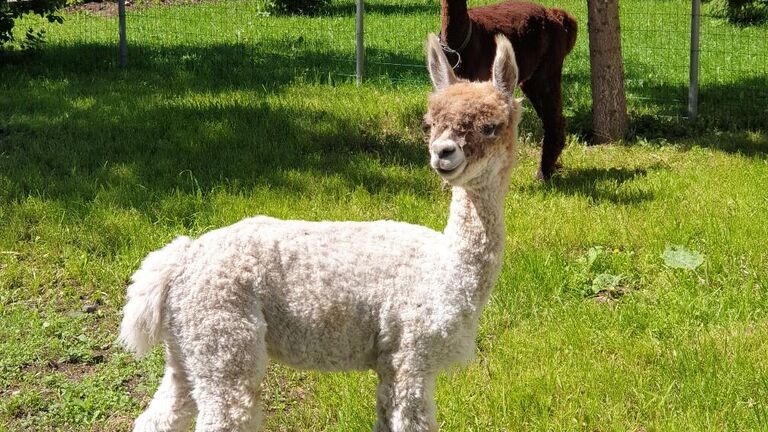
[434,160,466,182]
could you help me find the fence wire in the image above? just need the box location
[8,0,768,133]
[618,1,768,131]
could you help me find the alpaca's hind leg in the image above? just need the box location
[521,64,567,181]
[374,366,437,432]
[133,346,197,432]
[374,370,394,432]
[184,311,268,432]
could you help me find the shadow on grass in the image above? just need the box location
[0,41,435,219]
[2,38,766,218]
[2,39,430,88]
[562,58,767,149]
[621,73,768,158]
[519,165,663,205]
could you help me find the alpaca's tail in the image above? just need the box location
[551,8,578,55]
[119,236,192,357]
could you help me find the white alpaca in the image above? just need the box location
[120,33,523,432]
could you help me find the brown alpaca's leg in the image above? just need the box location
[521,66,567,181]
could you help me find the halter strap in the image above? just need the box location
[455,21,473,52]
[437,22,473,70]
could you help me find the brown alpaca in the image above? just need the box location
[440,0,577,180]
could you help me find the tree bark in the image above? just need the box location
[587,0,628,144]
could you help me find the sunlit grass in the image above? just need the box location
[1,0,767,430]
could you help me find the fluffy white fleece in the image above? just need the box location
[119,33,522,432]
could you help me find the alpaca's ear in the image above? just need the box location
[426,33,458,91]
[491,34,519,101]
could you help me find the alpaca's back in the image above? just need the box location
[468,1,577,81]
[547,7,578,54]
[165,216,454,371]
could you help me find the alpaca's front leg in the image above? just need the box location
[374,369,437,432]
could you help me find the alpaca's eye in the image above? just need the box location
[421,120,432,134]
[481,123,498,137]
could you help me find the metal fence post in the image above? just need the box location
[355,0,364,85]
[118,0,127,68]
[688,0,700,120]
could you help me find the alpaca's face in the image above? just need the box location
[425,85,522,185]
[424,33,522,187]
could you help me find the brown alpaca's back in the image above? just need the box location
[463,1,577,82]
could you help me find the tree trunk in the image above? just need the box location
[587,0,628,144]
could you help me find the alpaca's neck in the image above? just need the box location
[443,170,511,308]
[440,0,472,50]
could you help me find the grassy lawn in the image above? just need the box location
[1,0,767,430]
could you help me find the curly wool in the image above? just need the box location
[120,34,522,432]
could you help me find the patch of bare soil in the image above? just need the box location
[122,374,146,401]
[93,415,135,432]
[52,354,106,382]
[20,350,109,382]
[66,0,210,18]
[0,383,22,399]
[66,0,124,18]
[593,286,629,305]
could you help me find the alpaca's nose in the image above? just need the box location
[433,141,457,159]
[438,146,456,159]
[430,138,465,174]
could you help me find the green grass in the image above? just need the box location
[1,0,767,430]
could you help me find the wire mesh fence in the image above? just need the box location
[697,7,768,130]
[618,0,768,131]
[5,0,768,134]
[620,3,693,119]
[126,0,359,83]
[108,0,441,86]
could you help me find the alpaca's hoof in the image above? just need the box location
[536,163,563,181]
